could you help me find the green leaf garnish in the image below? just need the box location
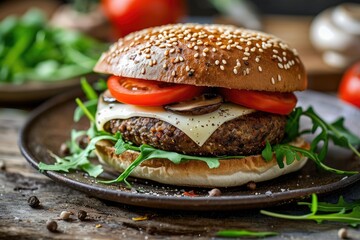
[39,134,119,177]
[261,194,360,226]
[99,138,222,187]
[261,107,360,176]
[81,77,98,100]
[299,196,360,213]
[216,229,278,238]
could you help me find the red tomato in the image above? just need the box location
[339,62,360,108]
[107,76,205,106]
[219,88,298,115]
[101,0,186,37]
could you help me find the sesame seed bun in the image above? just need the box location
[95,138,309,187]
[94,23,307,92]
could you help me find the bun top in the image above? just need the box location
[94,23,307,92]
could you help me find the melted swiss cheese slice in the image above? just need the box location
[96,99,255,146]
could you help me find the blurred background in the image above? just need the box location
[0,0,359,107]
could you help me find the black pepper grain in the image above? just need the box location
[246,181,257,190]
[28,196,40,208]
[46,220,58,232]
[77,210,87,221]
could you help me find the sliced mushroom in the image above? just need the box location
[164,93,223,115]
[102,89,117,103]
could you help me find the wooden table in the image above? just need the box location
[1,105,360,239]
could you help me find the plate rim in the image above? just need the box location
[18,90,360,210]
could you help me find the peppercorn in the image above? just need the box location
[59,143,70,157]
[46,220,57,232]
[246,181,257,190]
[77,210,87,221]
[28,196,40,208]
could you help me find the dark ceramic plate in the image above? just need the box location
[0,74,98,103]
[19,90,360,211]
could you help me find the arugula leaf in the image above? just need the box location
[261,141,273,162]
[261,194,360,226]
[0,9,106,83]
[100,138,221,186]
[39,134,119,177]
[81,77,98,100]
[299,196,360,213]
[216,229,278,238]
[263,107,360,176]
[75,98,95,123]
[74,98,97,122]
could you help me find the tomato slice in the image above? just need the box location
[107,76,205,106]
[339,62,360,108]
[219,88,297,115]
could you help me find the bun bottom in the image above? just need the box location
[95,138,309,188]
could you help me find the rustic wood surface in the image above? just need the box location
[1,105,360,240]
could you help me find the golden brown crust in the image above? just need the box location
[95,138,310,187]
[94,23,307,92]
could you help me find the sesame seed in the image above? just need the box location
[255,57,260,62]
[273,49,279,54]
[278,63,284,69]
[251,47,256,52]
[203,48,209,53]
[170,48,175,53]
[145,55,151,59]
[220,45,226,49]
[194,46,199,50]
[271,77,276,84]
[194,53,199,58]
[216,42,222,46]
[245,47,249,52]
[226,45,231,50]
[185,66,190,72]
[242,57,249,61]
[215,60,220,65]
[141,68,146,74]
[258,66,262,72]
[172,70,176,76]
[163,63,167,69]
[220,65,225,70]
[164,50,169,56]
[259,48,264,52]
[202,52,207,57]
[244,52,250,56]
[246,68,250,74]
[247,41,252,45]
[179,56,184,62]
[233,68,238,74]
[236,45,243,50]
[278,74,282,81]
[212,48,217,52]
[222,59,227,64]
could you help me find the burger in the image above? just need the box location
[92,23,309,187]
